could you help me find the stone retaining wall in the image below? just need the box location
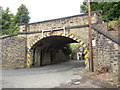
[92,30,119,75]
[2,35,27,68]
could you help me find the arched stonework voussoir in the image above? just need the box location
[64,32,88,48]
[28,31,89,53]
[27,32,63,51]
[63,32,89,66]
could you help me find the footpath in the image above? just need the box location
[56,67,120,88]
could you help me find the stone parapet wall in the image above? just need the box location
[19,13,98,32]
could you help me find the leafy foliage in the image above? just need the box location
[14,4,30,24]
[0,6,2,35]
[80,1,120,21]
[63,44,73,55]
[1,7,15,35]
[108,21,118,31]
[1,4,30,35]
[108,24,114,31]
[118,16,120,23]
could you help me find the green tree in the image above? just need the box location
[14,4,30,24]
[1,7,15,35]
[80,1,120,21]
[1,4,30,35]
[0,6,2,35]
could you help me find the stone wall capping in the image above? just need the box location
[92,24,119,44]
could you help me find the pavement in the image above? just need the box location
[2,60,103,88]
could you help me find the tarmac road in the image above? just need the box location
[2,60,101,88]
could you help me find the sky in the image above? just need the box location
[1,0,84,23]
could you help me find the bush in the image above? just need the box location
[108,24,114,31]
[118,16,120,23]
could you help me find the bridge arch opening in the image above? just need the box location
[30,35,78,67]
[27,31,89,68]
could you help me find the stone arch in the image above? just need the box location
[27,32,89,67]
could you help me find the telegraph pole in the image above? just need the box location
[88,0,94,72]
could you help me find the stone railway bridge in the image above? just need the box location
[2,13,97,68]
[1,12,119,80]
